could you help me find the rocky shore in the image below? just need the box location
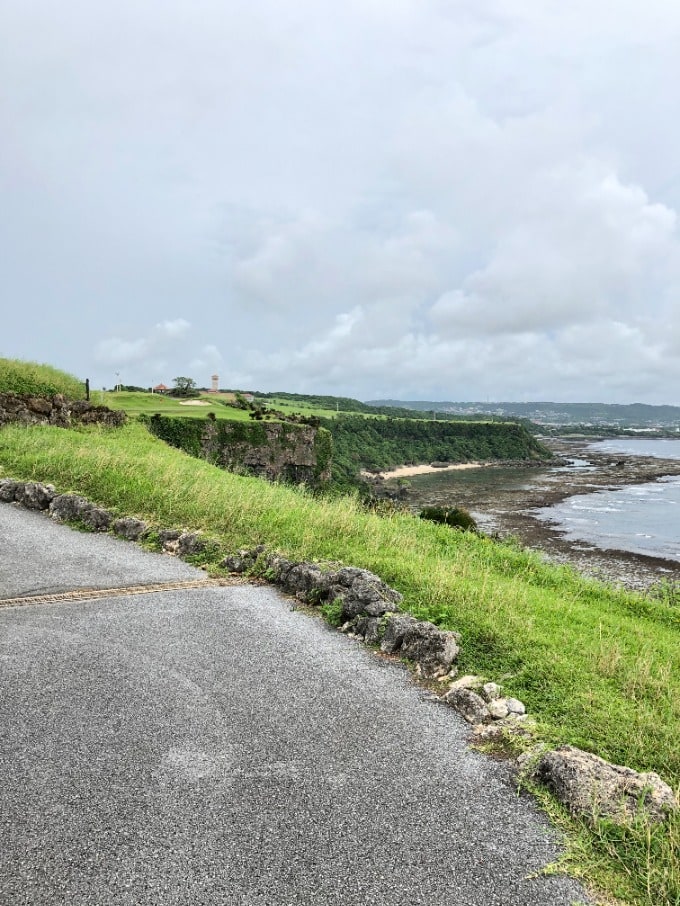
[406,438,680,592]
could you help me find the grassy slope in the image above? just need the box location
[0,420,678,904]
[0,358,85,399]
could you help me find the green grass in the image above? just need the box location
[0,420,678,905]
[0,357,85,399]
[100,391,254,421]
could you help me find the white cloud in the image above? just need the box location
[3,0,680,401]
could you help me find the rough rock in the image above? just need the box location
[49,494,112,531]
[380,614,460,678]
[221,554,247,572]
[281,562,333,601]
[533,745,678,824]
[482,682,502,702]
[0,392,126,428]
[505,698,526,716]
[443,686,490,724]
[487,699,510,720]
[350,615,383,645]
[328,567,403,620]
[0,479,21,502]
[26,397,52,415]
[112,517,149,541]
[14,482,55,510]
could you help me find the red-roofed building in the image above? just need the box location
[153,383,169,394]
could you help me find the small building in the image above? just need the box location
[153,383,169,394]
[210,374,219,393]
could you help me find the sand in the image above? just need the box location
[367,462,483,480]
[178,400,211,406]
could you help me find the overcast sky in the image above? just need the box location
[2,1,680,402]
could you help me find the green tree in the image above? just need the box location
[170,376,198,397]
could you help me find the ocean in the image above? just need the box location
[534,438,680,562]
[406,437,680,564]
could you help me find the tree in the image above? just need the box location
[170,376,198,397]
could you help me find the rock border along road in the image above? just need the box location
[0,504,590,905]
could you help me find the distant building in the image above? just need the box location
[210,374,219,393]
[153,383,169,394]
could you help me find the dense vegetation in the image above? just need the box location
[323,415,551,483]
[0,419,677,904]
[0,357,85,399]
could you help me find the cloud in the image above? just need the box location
[4,1,680,402]
[156,318,191,338]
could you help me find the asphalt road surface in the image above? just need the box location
[0,504,590,905]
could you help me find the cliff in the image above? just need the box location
[144,415,332,487]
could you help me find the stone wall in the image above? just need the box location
[0,392,126,428]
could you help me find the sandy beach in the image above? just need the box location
[367,462,483,480]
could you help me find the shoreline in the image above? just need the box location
[365,462,483,480]
[403,439,680,592]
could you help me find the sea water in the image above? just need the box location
[534,438,680,562]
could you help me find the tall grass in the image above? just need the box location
[0,420,678,904]
[0,357,85,399]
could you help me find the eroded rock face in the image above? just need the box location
[533,745,678,824]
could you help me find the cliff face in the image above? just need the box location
[145,415,332,487]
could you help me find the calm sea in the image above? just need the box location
[406,437,680,563]
[536,438,680,561]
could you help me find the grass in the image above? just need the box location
[0,357,85,399]
[0,420,678,904]
[101,390,365,421]
[100,391,254,421]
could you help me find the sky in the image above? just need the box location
[2,0,680,403]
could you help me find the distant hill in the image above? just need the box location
[367,400,680,428]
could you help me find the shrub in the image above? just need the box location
[419,505,477,532]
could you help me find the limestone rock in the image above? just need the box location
[505,698,526,716]
[533,745,678,824]
[482,682,501,702]
[112,516,149,541]
[328,567,403,620]
[443,686,490,724]
[0,479,21,502]
[15,482,55,510]
[380,613,459,678]
[487,699,510,720]
[49,494,112,531]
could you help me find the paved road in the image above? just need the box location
[0,504,590,905]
